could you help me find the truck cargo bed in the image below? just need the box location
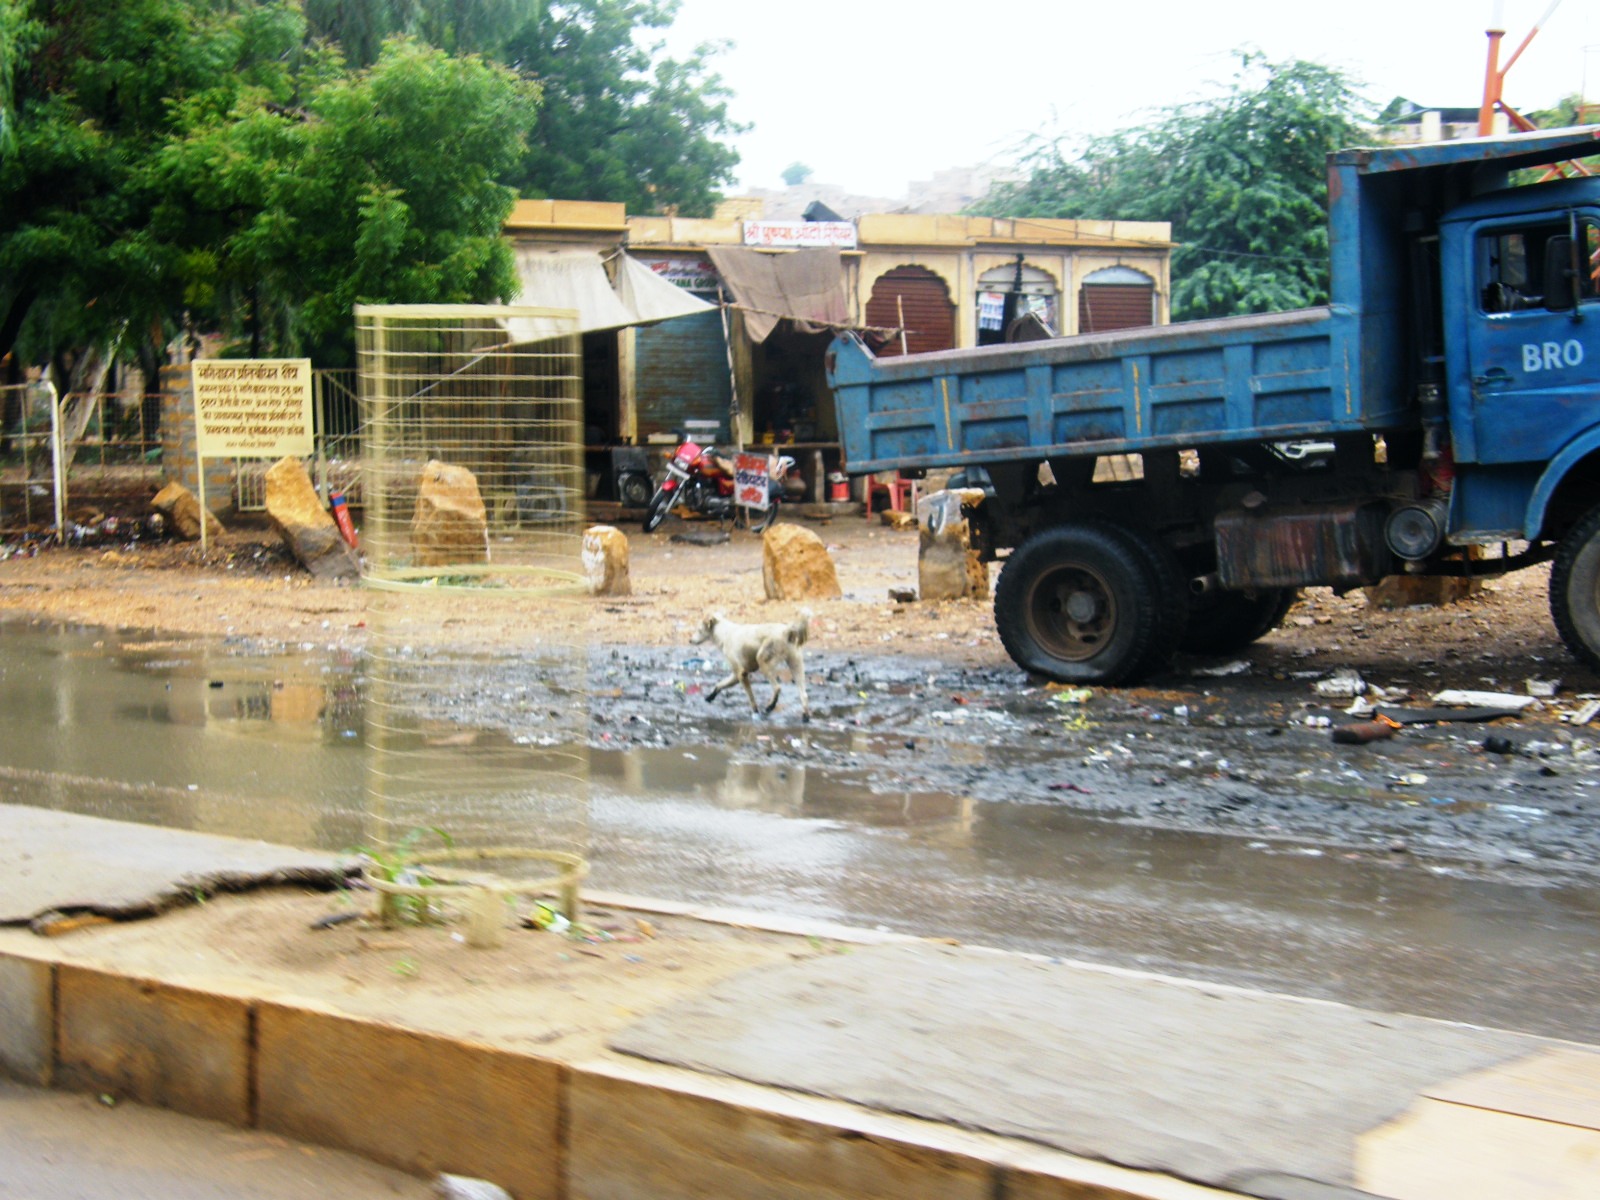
[828,306,1401,475]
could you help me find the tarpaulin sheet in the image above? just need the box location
[705,246,848,343]
[503,248,711,342]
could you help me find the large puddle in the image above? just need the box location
[2,617,1597,1042]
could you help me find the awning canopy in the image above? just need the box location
[502,247,712,342]
[705,247,849,343]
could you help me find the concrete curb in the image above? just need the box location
[0,907,1237,1200]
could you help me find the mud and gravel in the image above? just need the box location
[4,509,1600,886]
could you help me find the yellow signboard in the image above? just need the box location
[192,358,313,457]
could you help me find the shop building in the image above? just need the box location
[504,200,1172,500]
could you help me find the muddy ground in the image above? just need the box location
[4,509,1600,884]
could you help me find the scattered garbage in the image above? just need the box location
[1483,735,1516,755]
[1050,688,1094,706]
[310,911,360,931]
[1566,698,1600,726]
[888,586,917,603]
[1315,668,1367,698]
[1191,659,1251,678]
[1332,713,1401,745]
[1432,689,1541,711]
[1524,678,1560,699]
[435,1173,514,1200]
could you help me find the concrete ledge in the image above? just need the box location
[256,1002,562,1200]
[55,965,251,1125]
[0,955,52,1085]
[569,1065,993,1200]
[0,938,1234,1200]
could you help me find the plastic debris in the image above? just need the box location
[1191,659,1251,678]
[1051,688,1094,705]
[524,903,571,935]
[1432,689,1540,711]
[1567,698,1600,726]
[1524,678,1560,698]
[435,1174,514,1200]
[1315,668,1367,698]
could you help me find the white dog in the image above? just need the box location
[691,610,811,721]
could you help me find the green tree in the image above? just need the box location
[502,0,742,216]
[302,0,539,68]
[781,161,813,187]
[154,39,538,363]
[0,0,305,377]
[977,54,1369,321]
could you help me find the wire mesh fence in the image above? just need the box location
[233,369,362,512]
[2,369,361,538]
[354,304,591,929]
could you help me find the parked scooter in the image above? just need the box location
[641,434,797,533]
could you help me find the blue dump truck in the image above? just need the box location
[828,126,1600,683]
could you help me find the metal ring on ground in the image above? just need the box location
[362,565,587,597]
[362,847,589,922]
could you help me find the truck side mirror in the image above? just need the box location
[1544,235,1579,313]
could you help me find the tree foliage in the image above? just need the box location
[153,40,536,363]
[977,55,1369,321]
[1,0,741,372]
[502,0,743,217]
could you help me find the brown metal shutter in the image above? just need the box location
[866,268,955,356]
[1078,283,1154,333]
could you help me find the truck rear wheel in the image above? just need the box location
[994,522,1162,684]
[1180,587,1298,655]
[1550,504,1600,670]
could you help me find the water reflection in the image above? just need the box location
[3,618,1599,1040]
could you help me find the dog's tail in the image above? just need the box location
[788,608,812,646]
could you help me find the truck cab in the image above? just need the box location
[1439,180,1600,536]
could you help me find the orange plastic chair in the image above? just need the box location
[864,471,917,516]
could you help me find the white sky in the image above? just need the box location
[661,0,1600,197]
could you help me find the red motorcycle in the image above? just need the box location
[641,435,797,534]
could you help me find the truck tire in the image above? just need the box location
[1550,504,1600,670]
[1179,587,1299,655]
[994,521,1162,684]
[1124,532,1189,677]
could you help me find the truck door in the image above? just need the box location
[1467,215,1600,464]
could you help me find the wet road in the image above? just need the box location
[2,618,1598,1043]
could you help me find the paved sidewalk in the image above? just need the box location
[0,1079,430,1199]
[2,803,1598,1200]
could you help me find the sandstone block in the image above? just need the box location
[412,461,488,568]
[762,524,841,601]
[582,525,632,596]
[917,489,989,601]
[150,481,224,542]
[265,457,358,579]
[1364,575,1483,610]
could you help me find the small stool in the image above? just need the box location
[864,472,917,516]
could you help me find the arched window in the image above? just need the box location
[866,267,955,356]
[976,264,1058,345]
[1078,266,1156,333]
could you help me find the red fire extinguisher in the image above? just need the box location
[329,490,358,548]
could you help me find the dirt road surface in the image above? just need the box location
[3,511,1599,886]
